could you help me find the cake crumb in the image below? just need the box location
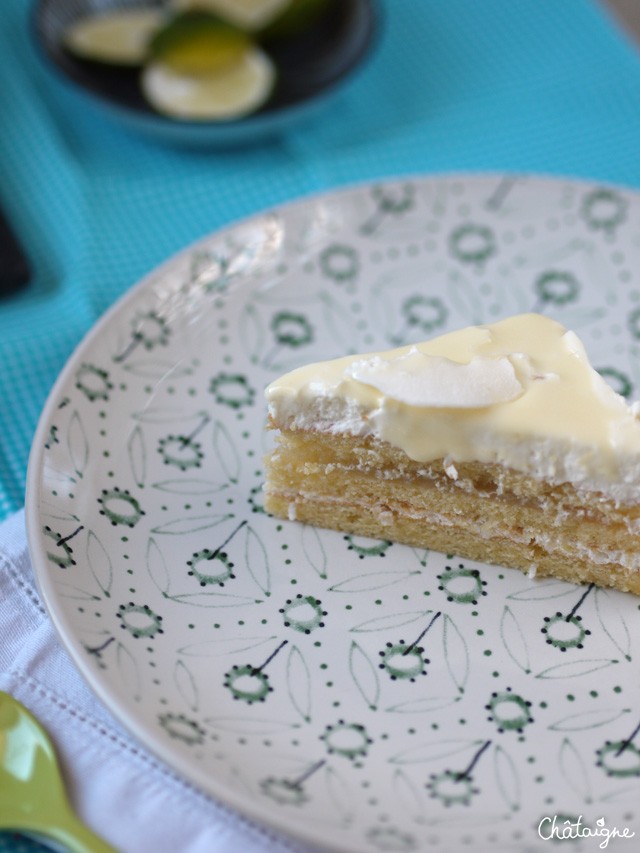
[444,457,458,480]
[527,563,537,579]
[288,502,297,521]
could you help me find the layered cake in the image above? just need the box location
[263,314,640,595]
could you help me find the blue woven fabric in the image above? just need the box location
[1,0,640,526]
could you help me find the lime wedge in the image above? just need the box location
[168,0,292,32]
[149,12,250,75]
[141,46,275,120]
[64,9,166,66]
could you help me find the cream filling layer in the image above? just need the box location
[266,314,640,503]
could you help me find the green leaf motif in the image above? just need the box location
[152,479,227,495]
[286,644,311,723]
[213,421,241,484]
[151,513,232,536]
[301,523,327,579]
[594,589,632,662]
[116,641,141,703]
[167,591,260,608]
[392,768,426,822]
[493,745,520,812]
[350,610,431,634]
[324,765,354,826]
[559,737,592,803]
[535,659,618,680]
[329,570,420,594]
[442,614,469,693]
[122,359,194,378]
[319,292,361,352]
[390,738,481,765]
[146,537,171,595]
[385,695,461,715]
[67,410,89,477]
[177,636,277,657]
[132,408,205,425]
[507,580,577,602]
[56,582,101,601]
[174,659,199,712]
[86,530,113,598]
[549,708,631,732]
[239,303,265,365]
[349,640,380,711]
[500,605,530,673]
[127,425,146,488]
[204,716,300,735]
[245,524,270,596]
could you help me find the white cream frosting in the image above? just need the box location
[265,314,640,502]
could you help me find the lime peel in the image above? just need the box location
[141,46,276,121]
[64,9,166,66]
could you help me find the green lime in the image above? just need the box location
[141,45,276,120]
[64,9,166,66]
[149,12,251,75]
[169,0,293,32]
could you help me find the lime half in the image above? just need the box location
[148,13,251,75]
[169,0,292,32]
[141,46,276,120]
[64,9,166,66]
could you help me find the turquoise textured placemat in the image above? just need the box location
[2,0,640,521]
[2,3,640,847]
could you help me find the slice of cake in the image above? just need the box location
[263,314,640,595]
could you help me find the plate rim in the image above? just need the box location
[24,170,640,850]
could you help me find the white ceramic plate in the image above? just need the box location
[27,175,640,853]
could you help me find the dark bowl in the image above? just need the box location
[32,0,378,147]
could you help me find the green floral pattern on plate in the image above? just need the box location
[27,175,640,852]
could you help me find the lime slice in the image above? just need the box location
[168,0,292,32]
[141,45,275,120]
[149,12,250,75]
[64,9,166,66]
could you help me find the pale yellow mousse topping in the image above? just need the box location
[266,314,640,500]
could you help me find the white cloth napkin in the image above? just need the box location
[0,509,310,853]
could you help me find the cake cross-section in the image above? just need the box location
[264,314,640,595]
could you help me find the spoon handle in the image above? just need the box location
[43,812,120,853]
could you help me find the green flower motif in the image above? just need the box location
[438,565,487,605]
[449,223,496,264]
[321,720,372,761]
[581,188,627,232]
[279,594,326,634]
[75,363,113,402]
[158,712,205,746]
[541,612,591,652]
[187,548,235,587]
[132,310,170,350]
[597,367,633,398]
[97,487,145,527]
[378,642,428,681]
[401,295,447,334]
[426,769,477,807]
[596,740,640,778]
[209,372,255,409]
[270,311,313,347]
[365,826,418,851]
[319,244,359,282]
[158,435,203,471]
[259,777,309,806]
[485,689,533,733]
[224,664,272,704]
[534,270,580,306]
[344,535,392,559]
[117,602,163,639]
[43,525,76,569]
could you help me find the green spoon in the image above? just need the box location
[0,691,117,852]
